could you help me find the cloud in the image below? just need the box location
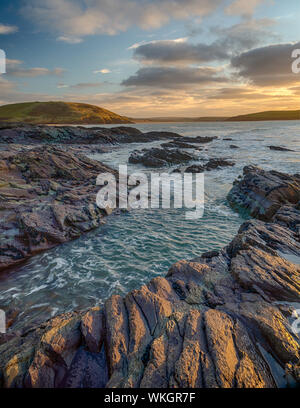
[225,0,267,18]
[212,18,277,52]
[57,82,103,89]
[57,83,69,88]
[0,24,18,35]
[132,38,228,64]
[22,0,222,41]
[0,77,56,105]
[122,66,227,88]
[93,69,111,74]
[4,60,65,78]
[231,42,300,86]
[132,19,276,65]
[206,86,279,100]
[57,36,83,44]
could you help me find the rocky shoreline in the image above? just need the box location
[0,123,196,145]
[0,124,221,270]
[0,145,119,270]
[0,162,299,388]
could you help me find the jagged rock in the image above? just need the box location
[186,158,235,173]
[0,145,117,270]
[179,136,217,144]
[269,146,295,152]
[227,165,300,221]
[161,140,202,150]
[129,147,195,168]
[0,167,299,389]
[185,164,205,173]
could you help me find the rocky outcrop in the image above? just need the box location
[269,146,295,152]
[185,158,235,173]
[0,166,299,388]
[227,165,300,221]
[179,136,217,144]
[161,140,202,150]
[0,124,202,146]
[0,145,117,270]
[129,147,196,168]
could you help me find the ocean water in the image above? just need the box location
[0,120,299,331]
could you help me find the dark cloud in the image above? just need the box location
[231,42,300,86]
[122,66,227,88]
[212,18,277,53]
[133,40,228,64]
[133,19,276,65]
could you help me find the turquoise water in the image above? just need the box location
[0,121,299,331]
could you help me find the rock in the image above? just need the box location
[186,158,235,173]
[185,164,205,173]
[179,136,217,144]
[0,166,299,388]
[161,140,202,150]
[204,158,235,171]
[129,147,195,168]
[227,165,300,221]
[269,146,295,152]
[0,145,117,270]
[230,145,239,149]
[0,124,201,146]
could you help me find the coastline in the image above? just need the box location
[0,124,299,387]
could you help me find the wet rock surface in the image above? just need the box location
[0,145,117,270]
[185,158,235,173]
[129,147,196,167]
[227,165,300,221]
[0,166,299,388]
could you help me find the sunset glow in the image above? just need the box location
[0,0,299,117]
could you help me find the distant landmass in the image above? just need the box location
[133,117,227,123]
[0,102,133,124]
[134,110,300,123]
[226,110,300,121]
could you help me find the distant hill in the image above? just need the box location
[227,110,300,122]
[0,102,133,124]
[134,110,300,123]
[133,117,228,123]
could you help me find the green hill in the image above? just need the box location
[227,110,300,122]
[0,102,133,124]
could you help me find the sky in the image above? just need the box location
[0,0,299,117]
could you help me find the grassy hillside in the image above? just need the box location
[0,102,133,124]
[227,110,300,122]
